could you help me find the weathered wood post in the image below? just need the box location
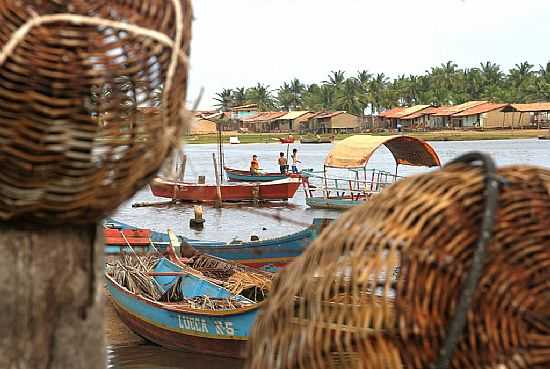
[213,153,223,208]
[0,1,192,368]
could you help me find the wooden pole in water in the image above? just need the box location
[212,153,222,208]
[178,153,187,181]
[0,223,105,369]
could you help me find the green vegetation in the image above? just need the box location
[213,61,550,116]
[183,129,546,145]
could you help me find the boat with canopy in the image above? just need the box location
[303,135,441,210]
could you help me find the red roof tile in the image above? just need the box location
[315,111,346,119]
[432,101,488,116]
[401,106,441,120]
[452,103,509,117]
[241,111,286,123]
[385,105,431,119]
[379,107,405,118]
[512,103,550,112]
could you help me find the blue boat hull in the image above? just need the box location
[104,218,329,270]
[106,258,260,358]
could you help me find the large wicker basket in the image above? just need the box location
[245,154,550,369]
[0,1,192,223]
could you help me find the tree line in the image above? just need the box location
[214,61,550,117]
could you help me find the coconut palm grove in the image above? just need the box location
[213,61,550,115]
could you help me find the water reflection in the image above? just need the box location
[107,345,243,369]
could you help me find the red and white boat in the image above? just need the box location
[150,177,301,202]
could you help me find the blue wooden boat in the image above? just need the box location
[104,217,331,270]
[106,256,267,358]
[224,166,298,182]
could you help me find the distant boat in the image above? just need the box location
[104,217,331,270]
[150,177,301,202]
[300,136,332,144]
[224,166,301,182]
[229,136,240,144]
[106,254,271,358]
[278,136,295,144]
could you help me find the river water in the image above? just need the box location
[108,138,549,369]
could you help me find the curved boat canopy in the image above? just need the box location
[324,135,441,169]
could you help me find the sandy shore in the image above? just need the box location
[184,129,549,144]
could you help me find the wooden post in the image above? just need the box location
[0,222,105,369]
[212,153,222,208]
[189,205,205,229]
[178,153,187,181]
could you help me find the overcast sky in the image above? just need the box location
[186,0,550,110]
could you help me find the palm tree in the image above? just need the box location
[336,78,362,115]
[289,78,305,109]
[245,83,276,111]
[276,82,294,111]
[319,84,336,110]
[214,88,234,111]
[508,62,535,102]
[302,84,324,111]
[232,87,247,107]
[369,73,388,114]
[479,62,504,101]
[324,70,346,88]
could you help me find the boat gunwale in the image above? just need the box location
[108,292,249,341]
[152,177,300,187]
[105,218,323,250]
[105,273,265,316]
[224,166,289,178]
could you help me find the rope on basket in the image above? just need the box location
[433,152,501,369]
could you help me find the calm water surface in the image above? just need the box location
[108,138,549,369]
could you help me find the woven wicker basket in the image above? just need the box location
[245,157,550,369]
[0,1,192,223]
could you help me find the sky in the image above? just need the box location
[186,0,550,110]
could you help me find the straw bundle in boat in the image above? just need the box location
[0,1,192,223]
[245,153,550,369]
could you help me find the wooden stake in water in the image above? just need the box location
[212,153,222,208]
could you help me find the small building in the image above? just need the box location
[450,103,524,129]
[399,107,439,129]
[311,111,360,133]
[429,101,488,128]
[230,104,258,120]
[512,103,550,128]
[272,111,313,132]
[186,117,217,135]
[378,107,406,129]
[240,112,286,132]
[381,105,432,129]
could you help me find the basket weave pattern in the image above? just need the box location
[0,1,192,223]
[245,164,550,369]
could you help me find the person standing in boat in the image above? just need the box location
[278,152,288,174]
[250,154,260,175]
[291,148,301,173]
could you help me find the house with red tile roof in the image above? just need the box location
[450,103,528,129]
[429,101,488,128]
[380,105,432,129]
[240,111,286,132]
